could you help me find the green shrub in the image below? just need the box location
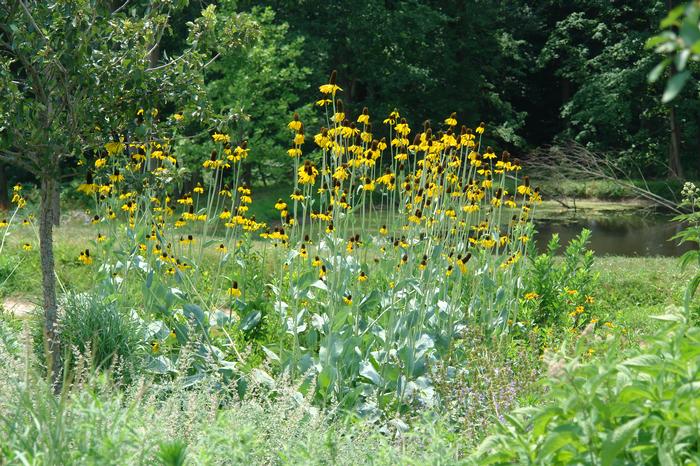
[474,310,700,465]
[523,229,598,329]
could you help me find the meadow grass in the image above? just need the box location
[2,218,686,340]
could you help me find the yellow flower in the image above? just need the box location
[524,292,540,301]
[97,233,107,242]
[227,281,242,298]
[288,113,303,131]
[78,249,93,265]
[298,162,318,185]
[357,108,370,124]
[475,122,485,134]
[358,271,368,282]
[104,141,125,156]
[343,293,353,305]
[212,133,230,143]
[22,243,32,251]
[444,112,458,127]
[394,119,411,136]
[319,83,342,95]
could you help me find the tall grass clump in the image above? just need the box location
[30,291,145,384]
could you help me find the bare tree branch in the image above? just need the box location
[529,142,682,214]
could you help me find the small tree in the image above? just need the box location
[0,0,256,387]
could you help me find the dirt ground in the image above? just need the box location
[2,297,35,317]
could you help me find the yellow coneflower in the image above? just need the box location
[298,162,318,185]
[216,243,228,254]
[288,112,303,131]
[274,199,287,211]
[357,107,370,125]
[475,122,485,134]
[319,265,326,279]
[358,271,368,282]
[312,256,322,267]
[383,109,400,125]
[319,70,342,95]
[78,249,93,265]
[515,175,531,195]
[227,281,242,298]
[193,183,205,194]
[343,293,353,305]
[444,112,458,127]
[179,234,194,245]
[97,233,107,242]
[22,243,32,251]
[379,225,388,236]
[212,133,230,143]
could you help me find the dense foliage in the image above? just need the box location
[4,0,700,192]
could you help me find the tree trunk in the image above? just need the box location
[669,106,683,179]
[40,174,61,391]
[0,163,9,210]
[52,174,60,226]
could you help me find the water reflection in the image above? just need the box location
[535,211,692,257]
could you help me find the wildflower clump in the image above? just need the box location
[66,72,541,414]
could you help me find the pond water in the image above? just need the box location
[534,206,691,257]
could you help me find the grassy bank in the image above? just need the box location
[534,178,694,203]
